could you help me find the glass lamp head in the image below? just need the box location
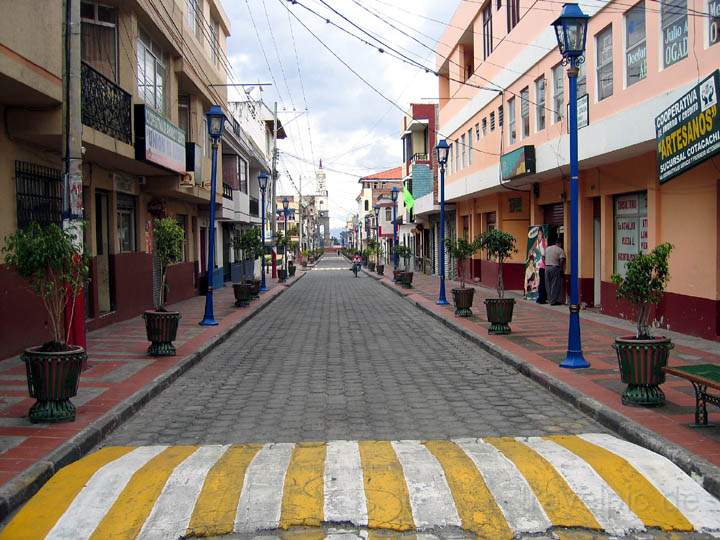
[435,139,450,165]
[257,171,269,191]
[206,105,226,140]
[552,3,589,59]
[390,186,399,203]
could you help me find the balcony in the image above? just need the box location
[249,197,259,217]
[222,182,233,200]
[411,152,429,163]
[81,62,132,144]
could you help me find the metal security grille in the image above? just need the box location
[15,161,63,229]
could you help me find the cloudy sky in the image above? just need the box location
[222,0,459,235]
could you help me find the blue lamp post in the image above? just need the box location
[199,105,226,326]
[435,139,449,305]
[553,3,590,369]
[282,196,289,274]
[390,187,399,276]
[258,171,269,292]
[373,204,380,266]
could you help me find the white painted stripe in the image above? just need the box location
[324,440,368,526]
[581,433,720,532]
[455,438,551,534]
[520,436,644,535]
[137,445,228,540]
[234,442,295,533]
[391,440,461,529]
[46,446,167,540]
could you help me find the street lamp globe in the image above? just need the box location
[257,171,269,191]
[390,186,398,202]
[552,3,589,60]
[373,204,380,220]
[435,139,450,166]
[206,105,226,142]
[282,196,289,211]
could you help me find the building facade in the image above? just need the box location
[435,0,720,339]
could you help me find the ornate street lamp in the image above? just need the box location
[258,171,269,292]
[390,186,399,277]
[282,196,289,274]
[552,3,590,369]
[200,105,226,326]
[373,204,380,267]
[435,139,449,305]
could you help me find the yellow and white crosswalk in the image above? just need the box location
[3,434,720,539]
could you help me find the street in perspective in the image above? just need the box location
[1,0,720,538]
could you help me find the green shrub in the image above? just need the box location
[478,229,517,298]
[153,218,184,309]
[445,238,478,288]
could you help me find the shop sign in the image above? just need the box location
[500,145,535,180]
[112,173,138,195]
[711,0,720,46]
[614,192,647,277]
[567,94,589,133]
[135,105,187,174]
[524,225,549,301]
[655,70,720,183]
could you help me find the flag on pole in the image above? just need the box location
[403,186,415,210]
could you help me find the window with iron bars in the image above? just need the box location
[15,161,63,229]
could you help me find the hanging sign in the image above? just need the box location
[655,69,720,183]
[135,105,187,174]
[500,145,536,180]
[567,94,589,132]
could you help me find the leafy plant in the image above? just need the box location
[445,238,478,288]
[234,228,264,261]
[3,223,89,348]
[393,244,412,270]
[274,230,288,249]
[153,218,185,310]
[611,243,673,339]
[478,229,517,298]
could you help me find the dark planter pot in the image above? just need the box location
[377,264,385,275]
[393,269,403,282]
[23,345,85,423]
[233,283,253,307]
[484,298,516,335]
[368,262,376,271]
[278,269,288,282]
[613,336,674,407]
[289,265,296,277]
[452,287,475,317]
[245,279,261,298]
[143,310,182,357]
[401,271,414,289]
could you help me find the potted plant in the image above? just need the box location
[394,245,414,288]
[2,223,89,423]
[288,259,296,277]
[366,240,378,272]
[611,243,674,407]
[276,231,288,282]
[142,218,185,356]
[446,238,478,317]
[232,228,258,306]
[478,228,517,334]
[301,249,309,268]
[376,244,385,275]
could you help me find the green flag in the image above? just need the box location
[403,186,415,210]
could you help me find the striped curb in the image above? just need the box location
[371,273,720,502]
[3,434,720,538]
[0,273,306,524]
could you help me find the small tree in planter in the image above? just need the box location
[275,231,289,281]
[144,218,184,356]
[394,245,414,288]
[232,228,261,306]
[611,243,674,407]
[478,228,517,334]
[3,223,89,423]
[445,238,479,317]
[366,240,378,272]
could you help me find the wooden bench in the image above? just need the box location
[664,364,720,426]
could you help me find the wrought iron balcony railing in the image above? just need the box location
[81,62,132,144]
[222,183,233,200]
[410,152,429,163]
[249,197,259,216]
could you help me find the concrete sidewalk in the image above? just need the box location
[0,269,306,519]
[365,264,720,485]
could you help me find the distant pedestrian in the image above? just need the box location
[545,238,565,305]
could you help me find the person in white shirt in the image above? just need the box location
[544,238,566,305]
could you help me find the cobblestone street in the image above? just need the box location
[105,258,603,446]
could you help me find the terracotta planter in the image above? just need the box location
[393,269,403,282]
[289,265,296,277]
[245,279,261,298]
[377,264,385,275]
[278,269,287,282]
[401,271,414,289]
[613,336,674,407]
[368,262,376,271]
[23,345,86,423]
[233,283,252,307]
[484,298,516,334]
[143,310,182,356]
[452,287,475,317]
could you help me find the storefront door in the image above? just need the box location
[95,190,112,314]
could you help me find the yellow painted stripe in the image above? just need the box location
[89,446,197,540]
[279,442,326,528]
[358,440,414,531]
[487,437,600,529]
[186,444,262,537]
[424,440,513,539]
[549,435,693,531]
[0,447,134,540]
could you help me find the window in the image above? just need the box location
[490,111,496,131]
[117,194,137,253]
[210,19,220,66]
[201,117,208,156]
[194,0,204,40]
[482,117,487,135]
[467,128,473,165]
[178,95,190,140]
[710,0,720,46]
[239,157,248,193]
[498,106,504,127]
[364,200,369,211]
[475,123,480,141]
[552,64,564,123]
[614,192,648,277]
[483,3,493,59]
[596,26,613,100]
[386,208,392,221]
[661,0,688,68]
[137,31,166,112]
[81,2,117,81]
[496,0,502,9]
[520,87,530,138]
[463,44,474,81]
[508,97,516,144]
[625,3,647,86]
[535,76,546,131]
[461,133,466,168]
[15,161,63,229]
[507,0,520,32]
[455,139,460,171]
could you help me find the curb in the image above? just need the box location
[371,271,720,501]
[0,273,306,522]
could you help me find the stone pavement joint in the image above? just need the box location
[4,435,720,539]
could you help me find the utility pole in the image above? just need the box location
[270,101,278,278]
[63,0,85,348]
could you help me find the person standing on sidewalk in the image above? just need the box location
[545,237,566,305]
